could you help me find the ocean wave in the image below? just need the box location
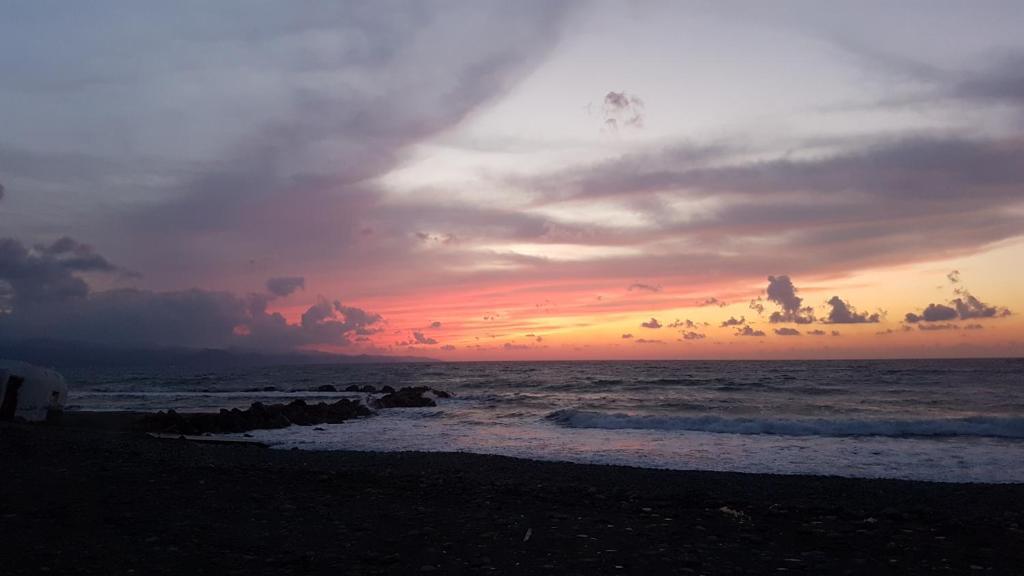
[637,378,704,386]
[545,409,1024,439]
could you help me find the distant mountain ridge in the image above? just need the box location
[0,339,436,370]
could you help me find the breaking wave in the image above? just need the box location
[545,409,1024,439]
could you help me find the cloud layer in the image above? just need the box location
[0,237,380,350]
[0,3,1021,357]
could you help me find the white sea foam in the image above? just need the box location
[231,407,1024,483]
[546,409,1024,439]
[68,359,1024,482]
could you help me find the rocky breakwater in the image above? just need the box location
[373,385,450,409]
[137,386,451,435]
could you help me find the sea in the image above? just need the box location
[65,358,1024,483]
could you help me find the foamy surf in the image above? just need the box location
[545,409,1024,439]
[66,358,1024,482]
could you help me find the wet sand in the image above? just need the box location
[2,414,1022,575]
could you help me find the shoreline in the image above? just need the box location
[4,414,1023,574]
[64,409,1024,485]
[51,411,978,483]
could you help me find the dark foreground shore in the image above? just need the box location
[2,415,1022,575]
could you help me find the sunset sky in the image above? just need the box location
[1,1,1022,359]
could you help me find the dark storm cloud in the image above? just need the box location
[4,285,381,350]
[32,236,122,274]
[824,296,880,324]
[641,317,662,329]
[0,236,381,350]
[0,236,126,306]
[0,237,88,304]
[766,276,815,324]
[266,276,306,297]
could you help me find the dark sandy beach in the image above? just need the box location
[2,415,1022,575]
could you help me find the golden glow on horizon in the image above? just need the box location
[264,239,1024,360]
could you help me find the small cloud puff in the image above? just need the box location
[266,276,305,298]
[628,282,661,293]
[413,331,438,345]
[824,296,880,324]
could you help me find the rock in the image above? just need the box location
[373,386,437,409]
[359,385,377,393]
[137,397,371,435]
[315,384,337,392]
[268,412,291,429]
[370,387,453,408]
[344,385,361,392]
